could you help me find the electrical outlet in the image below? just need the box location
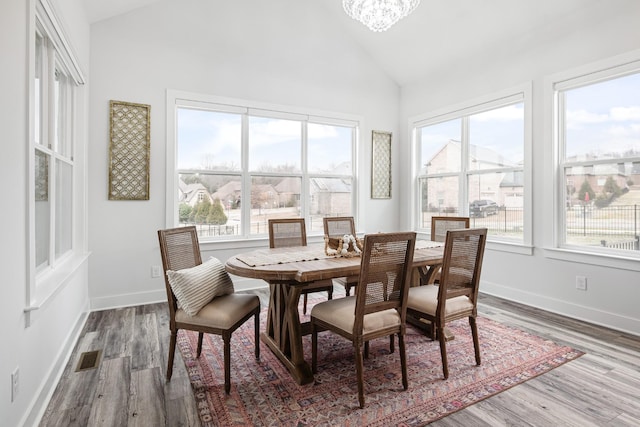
[575,276,587,291]
[11,367,19,402]
[151,265,162,278]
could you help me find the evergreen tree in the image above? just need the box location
[206,198,228,225]
[179,203,192,223]
[194,199,211,224]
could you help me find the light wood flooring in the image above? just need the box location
[39,288,640,426]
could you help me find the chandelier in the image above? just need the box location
[342,0,421,32]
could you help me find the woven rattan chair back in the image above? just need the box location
[269,218,307,248]
[354,232,416,326]
[430,216,470,243]
[323,216,356,238]
[437,227,487,311]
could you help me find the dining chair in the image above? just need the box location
[268,218,334,314]
[430,216,470,284]
[323,216,359,296]
[407,227,487,379]
[158,226,260,394]
[311,231,416,408]
[431,216,470,243]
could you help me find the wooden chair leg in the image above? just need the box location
[345,284,351,296]
[255,311,260,360]
[303,293,308,315]
[354,343,366,409]
[197,332,204,357]
[437,326,449,379]
[224,335,231,394]
[399,333,408,390]
[167,330,177,380]
[364,341,369,359]
[311,324,318,373]
[470,316,481,366]
[389,334,395,353]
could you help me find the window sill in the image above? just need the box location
[27,252,91,314]
[543,247,640,272]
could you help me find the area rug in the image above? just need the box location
[177,303,583,426]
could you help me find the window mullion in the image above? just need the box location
[461,116,470,215]
[47,43,57,265]
[301,121,308,220]
[241,113,250,236]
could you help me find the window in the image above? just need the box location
[33,20,78,272]
[27,0,86,319]
[555,63,640,256]
[170,93,358,239]
[412,85,531,244]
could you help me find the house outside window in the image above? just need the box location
[554,62,640,256]
[412,85,531,245]
[169,92,358,239]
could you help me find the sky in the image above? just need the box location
[177,109,352,173]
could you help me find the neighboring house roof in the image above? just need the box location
[211,181,242,201]
[275,177,301,193]
[179,179,211,204]
[311,177,351,193]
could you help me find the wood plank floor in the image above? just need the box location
[39,288,640,426]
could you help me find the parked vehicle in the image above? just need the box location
[469,199,498,217]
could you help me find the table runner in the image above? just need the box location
[235,239,443,267]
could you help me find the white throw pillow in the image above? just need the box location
[166,257,235,316]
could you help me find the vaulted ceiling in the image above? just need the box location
[84,0,608,87]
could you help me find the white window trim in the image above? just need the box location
[544,48,640,270]
[165,90,362,246]
[408,83,533,254]
[26,0,86,324]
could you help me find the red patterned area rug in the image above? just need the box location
[177,305,583,426]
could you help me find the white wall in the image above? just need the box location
[400,1,640,335]
[87,0,401,308]
[0,0,91,425]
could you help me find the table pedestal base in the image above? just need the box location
[264,281,314,385]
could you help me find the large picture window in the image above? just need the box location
[413,86,530,244]
[555,64,640,256]
[170,93,357,239]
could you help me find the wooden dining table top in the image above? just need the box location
[225,240,445,284]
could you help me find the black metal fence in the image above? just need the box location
[423,204,640,250]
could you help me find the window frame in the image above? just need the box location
[166,90,360,243]
[546,49,640,268]
[409,84,533,254]
[27,0,86,321]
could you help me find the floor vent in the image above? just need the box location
[76,350,102,372]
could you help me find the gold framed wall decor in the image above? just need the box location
[371,130,392,199]
[108,100,151,200]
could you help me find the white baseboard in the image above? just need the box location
[90,289,166,311]
[481,280,640,337]
[89,278,268,311]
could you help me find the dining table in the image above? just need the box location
[225,239,445,385]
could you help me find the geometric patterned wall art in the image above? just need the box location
[108,100,151,200]
[371,130,392,199]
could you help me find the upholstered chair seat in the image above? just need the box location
[175,293,260,329]
[311,296,402,335]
